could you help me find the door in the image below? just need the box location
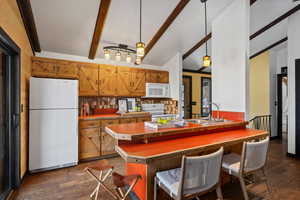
[78,63,99,96]
[99,64,118,96]
[183,76,192,119]
[201,77,212,117]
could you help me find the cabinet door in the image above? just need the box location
[146,70,169,83]
[79,128,101,160]
[101,119,119,155]
[32,58,57,78]
[99,64,118,96]
[78,63,99,96]
[131,68,146,96]
[136,116,151,122]
[158,71,169,83]
[120,118,137,124]
[117,66,132,96]
[55,60,79,79]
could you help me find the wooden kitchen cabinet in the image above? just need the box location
[117,67,146,96]
[78,63,99,96]
[32,57,78,79]
[99,64,118,96]
[146,70,169,83]
[120,118,137,124]
[79,127,101,160]
[136,116,151,122]
[100,119,119,156]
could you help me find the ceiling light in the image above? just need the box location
[126,54,132,63]
[201,0,211,67]
[136,0,145,58]
[104,49,110,60]
[135,56,142,65]
[115,51,121,61]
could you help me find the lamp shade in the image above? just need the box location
[136,42,145,57]
[104,49,110,60]
[135,56,142,65]
[203,55,211,67]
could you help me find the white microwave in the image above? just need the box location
[145,83,170,98]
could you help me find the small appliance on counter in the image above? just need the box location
[142,103,177,121]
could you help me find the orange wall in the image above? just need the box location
[0,0,33,178]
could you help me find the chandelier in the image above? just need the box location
[103,44,137,63]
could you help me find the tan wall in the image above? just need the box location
[182,72,211,115]
[249,51,270,119]
[0,0,33,178]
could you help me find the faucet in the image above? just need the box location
[209,102,220,121]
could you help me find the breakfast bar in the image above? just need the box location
[105,121,268,200]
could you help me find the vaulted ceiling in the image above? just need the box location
[30,0,300,70]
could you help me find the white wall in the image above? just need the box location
[163,52,183,118]
[36,51,168,71]
[288,11,300,154]
[211,0,250,115]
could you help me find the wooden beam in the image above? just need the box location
[250,5,300,40]
[250,37,288,59]
[198,66,207,72]
[182,33,211,60]
[250,0,258,6]
[88,0,111,59]
[16,0,41,53]
[143,0,191,59]
[183,69,211,75]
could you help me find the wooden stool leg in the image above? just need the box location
[216,184,223,200]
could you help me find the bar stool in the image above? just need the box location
[85,160,141,200]
[154,147,224,200]
[222,137,271,200]
[84,159,114,200]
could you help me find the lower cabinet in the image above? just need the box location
[79,116,151,161]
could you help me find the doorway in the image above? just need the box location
[0,28,21,199]
[277,72,288,141]
[183,76,192,119]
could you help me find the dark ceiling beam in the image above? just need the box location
[182,0,258,61]
[250,37,288,59]
[143,0,191,59]
[183,68,211,75]
[16,0,41,53]
[89,0,111,59]
[250,5,300,40]
[182,33,211,60]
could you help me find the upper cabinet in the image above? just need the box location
[32,57,78,79]
[146,70,169,83]
[117,67,146,97]
[78,63,99,96]
[31,57,169,97]
[99,64,118,96]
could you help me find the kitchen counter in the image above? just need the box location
[79,112,151,120]
[104,120,268,200]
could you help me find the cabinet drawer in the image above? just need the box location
[79,128,100,136]
[101,119,119,128]
[80,120,101,128]
[136,116,151,122]
[120,118,137,124]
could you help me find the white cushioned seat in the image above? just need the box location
[156,168,181,197]
[222,153,241,176]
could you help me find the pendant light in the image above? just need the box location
[136,0,145,58]
[202,0,211,67]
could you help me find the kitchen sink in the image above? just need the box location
[186,118,231,125]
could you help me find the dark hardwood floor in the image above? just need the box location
[14,139,300,200]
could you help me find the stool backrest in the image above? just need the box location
[241,137,269,173]
[178,147,223,198]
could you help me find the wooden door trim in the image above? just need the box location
[183,75,192,119]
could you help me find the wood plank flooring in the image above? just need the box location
[14,139,300,200]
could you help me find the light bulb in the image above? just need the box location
[115,51,121,61]
[126,54,132,63]
[104,49,110,60]
[135,56,142,65]
[203,55,211,67]
[136,42,145,57]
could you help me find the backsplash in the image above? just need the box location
[79,97,178,116]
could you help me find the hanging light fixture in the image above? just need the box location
[126,54,132,63]
[136,0,145,58]
[104,49,110,60]
[115,51,121,61]
[201,0,211,67]
[135,56,142,65]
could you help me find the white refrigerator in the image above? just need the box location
[29,77,78,173]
